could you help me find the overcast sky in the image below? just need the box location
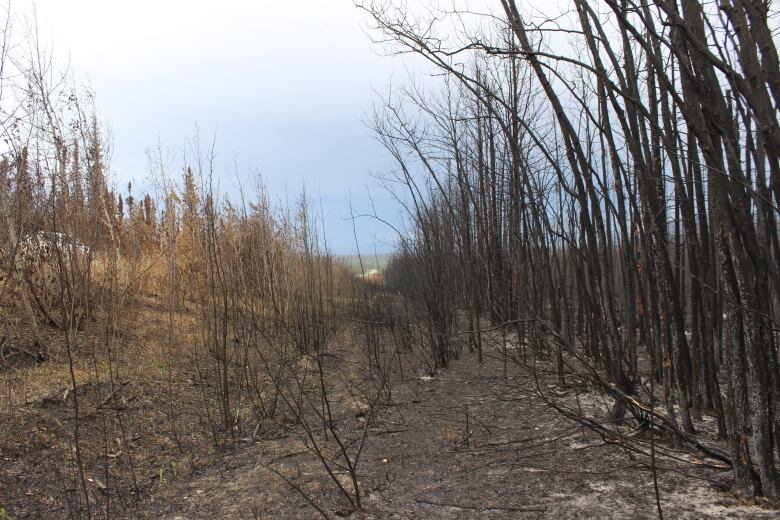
[26,0,416,254]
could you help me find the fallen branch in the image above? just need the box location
[414,497,546,512]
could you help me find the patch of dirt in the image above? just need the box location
[0,377,221,519]
[132,340,779,519]
[3,299,779,519]
[0,295,220,519]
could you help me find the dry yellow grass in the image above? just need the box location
[0,288,200,411]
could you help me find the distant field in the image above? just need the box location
[336,253,393,273]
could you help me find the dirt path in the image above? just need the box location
[134,344,778,519]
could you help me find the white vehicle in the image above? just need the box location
[18,231,90,263]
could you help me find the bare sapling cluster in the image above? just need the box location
[0,14,162,518]
[0,9,389,519]
[153,155,390,514]
[360,0,780,503]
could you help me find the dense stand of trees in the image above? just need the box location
[0,18,370,516]
[363,0,780,498]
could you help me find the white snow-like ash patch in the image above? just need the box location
[589,481,617,494]
[569,439,603,450]
[665,485,775,518]
[569,391,611,415]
